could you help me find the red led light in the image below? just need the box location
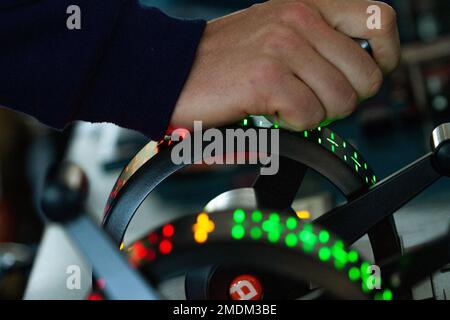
[159,240,172,255]
[87,293,104,301]
[162,224,175,238]
[133,242,148,259]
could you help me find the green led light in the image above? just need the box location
[319,230,330,243]
[331,145,335,153]
[362,281,370,293]
[319,247,331,261]
[331,132,335,140]
[348,250,359,263]
[348,267,361,282]
[382,289,393,301]
[285,233,298,247]
[243,119,248,126]
[372,175,377,183]
[273,123,280,129]
[334,240,344,249]
[344,155,348,161]
[304,131,308,138]
[360,262,370,279]
[269,213,280,223]
[332,242,348,269]
[299,230,317,248]
[262,220,271,232]
[250,227,263,240]
[335,261,346,270]
[364,163,368,170]
[252,210,263,223]
[354,152,358,159]
[268,231,281,243]
[231,225,245,240]
[343,141,347,148]
[318,138,322,144]
[286,217,298,230]
[233,209,246,223]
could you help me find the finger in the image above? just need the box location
[268,72,326,130]
[274,35,358,117]
[305,24,383,99]
[304,0,401,73]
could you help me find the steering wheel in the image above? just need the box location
[35,119,450,300]
[103,118,400,258]
[100,116,404,299]
[38,161,394,300]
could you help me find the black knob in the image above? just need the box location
[41,162,89,222]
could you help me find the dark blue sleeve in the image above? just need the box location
[0,0,206,139]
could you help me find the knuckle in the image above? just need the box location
[279,2,319,30]
[340,90,358,116]
[378,2,398,32]
[364,67,384,98]
[301,105,326,129]
[293,98,325,129]
[327,85,358,118]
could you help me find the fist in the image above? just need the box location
[171,0,400,131]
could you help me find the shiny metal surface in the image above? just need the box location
[432,123,450,150]
[204,188,258,212]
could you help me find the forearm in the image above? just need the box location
[0,0,205,139]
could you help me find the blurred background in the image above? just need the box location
[1,0,450,300]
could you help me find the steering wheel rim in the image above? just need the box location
[102,119,401,263]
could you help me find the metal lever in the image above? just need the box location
[40,162,159,300]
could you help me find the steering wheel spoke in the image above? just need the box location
[316,153,442,244]
[253,158,308,209]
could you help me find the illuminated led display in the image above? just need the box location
[225,209,393,300]
[348,267,361,281]
[193,213,215,244]
[159,240,172,255]
[296,210,311,220]
[162,224,175,238]
[127,208,394,301]
[252,210,263,223]
[319,230,330,243]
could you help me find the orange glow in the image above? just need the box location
[193,213,215,244]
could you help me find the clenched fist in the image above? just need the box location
[171,0,401,130]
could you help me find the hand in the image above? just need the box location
[170,0,401,131]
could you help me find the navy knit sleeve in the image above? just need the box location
[0,0,206,139]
